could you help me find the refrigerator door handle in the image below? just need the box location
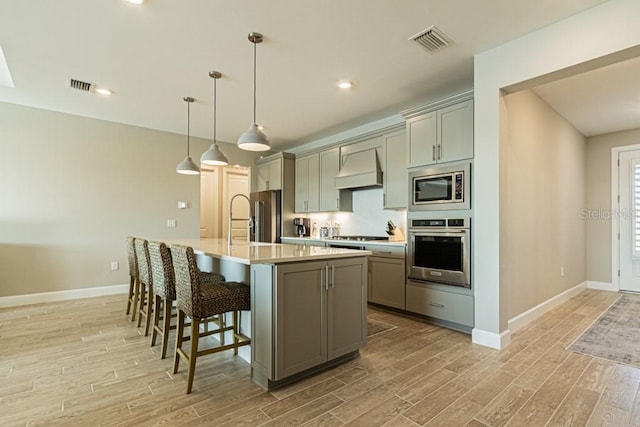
[255,201,264,242]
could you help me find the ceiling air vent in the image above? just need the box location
[409,26,453,53]
[68,77,95,92]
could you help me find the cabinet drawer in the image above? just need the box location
[364,244,405,258]
[406,283,473,327]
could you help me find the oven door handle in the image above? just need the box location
[408,229,467,235]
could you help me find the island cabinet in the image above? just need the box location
[251,256,367,389]
[406,98,473,168]
[295,153,320,213]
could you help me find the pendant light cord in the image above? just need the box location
[213,76,217,145]
[253,40,257,124]
[187,100,191,156]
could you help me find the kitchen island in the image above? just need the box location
[167,238,371,390]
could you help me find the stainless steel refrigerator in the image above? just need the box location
[250,190,281,243]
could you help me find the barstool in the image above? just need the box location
[147,241,226,359]
[125,236,140,321]
[170,244,250,394]
[134,238,154,336]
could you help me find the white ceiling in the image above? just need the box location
[0,0,613,152]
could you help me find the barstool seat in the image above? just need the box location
[170,244,250,394]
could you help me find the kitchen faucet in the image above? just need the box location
[228,194,251,245]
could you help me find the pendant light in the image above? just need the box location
[176,96,200,175]
[200,71,229,166]
[237,32,271,151]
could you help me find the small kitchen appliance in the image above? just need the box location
[408,161,471,211]
[293,217,310,237]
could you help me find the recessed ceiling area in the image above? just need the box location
[0,1,609,151]
[534,55,640,137]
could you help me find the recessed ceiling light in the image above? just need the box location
[125,0,144,5]
[337,80,353,89]
[95,88,112,95]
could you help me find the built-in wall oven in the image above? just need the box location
[408,217,470,288]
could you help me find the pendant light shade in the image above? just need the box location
[201,71,229,166]
[237,32,270,152]
[177,96,200,175]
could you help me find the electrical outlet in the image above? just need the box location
[111,261,119,271]
[178,201,187,209]
[560,266,565,276]
[167,219,177,228]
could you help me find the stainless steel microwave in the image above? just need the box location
[408,162,471,211]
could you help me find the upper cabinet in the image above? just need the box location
[295,153,320,213]
[319,147,352,212]
[252,152,295,193]
[382,129,407,209]
[405,97,473,168]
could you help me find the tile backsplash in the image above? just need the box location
[306,187,406,237]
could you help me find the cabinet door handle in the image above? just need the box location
[432,145,436,161]
[331,265,335,288]
[383,193,386,205]
[336,198,339,210]
[428,302,445,308]
[437,144,441,160]
[265,180,269,189]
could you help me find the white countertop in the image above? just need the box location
[166,238,371,265]
[281,236,407,247]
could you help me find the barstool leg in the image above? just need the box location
[131,279,140,322]
[151,294,162,346]
[173,309,185,374]
[161,299,172,359]
[144,288,154,337]
[137,283,146,328]
[233,311,239,356]
[126,276,135,315]
[186,318,200,394]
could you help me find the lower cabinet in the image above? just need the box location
[367,246,406,309]
[251,257,367,386]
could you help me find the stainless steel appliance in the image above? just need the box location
[408,161,470,211]
[293,217,310,237]
[250,190,281,243]
[408,217,470,288]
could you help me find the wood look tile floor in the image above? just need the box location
[0,289,636,426]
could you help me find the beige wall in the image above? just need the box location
[500,90,586,319]
[585,128,640,283]
[0,102,258,298]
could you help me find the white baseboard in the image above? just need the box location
[0,284,129,308]
[472,328,511,350]
[507,281,587,333]
[587,280,617,292]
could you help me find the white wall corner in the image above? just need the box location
[0,284,128,308]
[472,327,511,350]
[507,281,587,333]
[587,281,618,292]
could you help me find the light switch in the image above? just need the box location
[178,201,187,209]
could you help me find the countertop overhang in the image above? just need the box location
[166,238,372,265]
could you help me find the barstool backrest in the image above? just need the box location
[148,241,176,300]
[134,238,152,287]
[170,244,202,318]
[126,236,138,279]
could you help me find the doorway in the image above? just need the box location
[617,148,640,292]
[200,166,249,239]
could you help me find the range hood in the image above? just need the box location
[334,148,383,190]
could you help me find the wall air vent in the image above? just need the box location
[409,26,453,53]
[68,77,95,92]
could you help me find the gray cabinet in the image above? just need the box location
[319,147,352,212]
[405,281,474,329]
[252,152,295,192]
[406,99,473,168]
[382,130,407,209]
[273,257,367,380]
[367,245,406,309]
[295,153,320,213]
